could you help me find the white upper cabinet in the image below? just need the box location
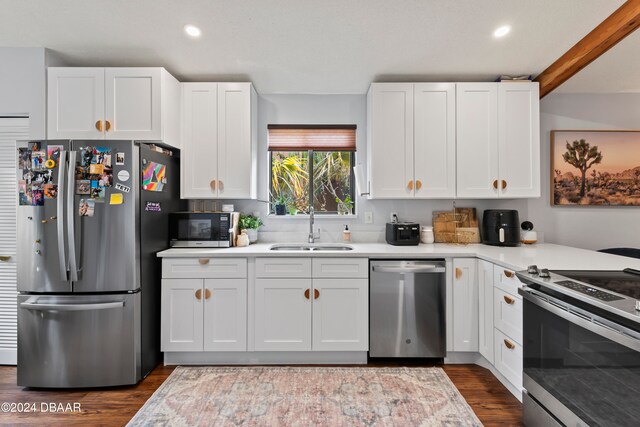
[414,83,456,198]
[456,83,499,198]
[367,83,414,198]
[47,68,105,139]
[48,67,181,148]
[498,83,540,198]
[181,82,257,199]
[457,82,540,198]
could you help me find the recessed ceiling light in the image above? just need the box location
[184,24,202,38]
[493,25,511,38]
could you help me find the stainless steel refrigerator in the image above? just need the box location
[16,140,184,388]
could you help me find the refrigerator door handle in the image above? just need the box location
[20,301,125,312]
[56,150,68,281]
[67,150,79,282]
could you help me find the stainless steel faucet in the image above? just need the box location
[308,207,321,243]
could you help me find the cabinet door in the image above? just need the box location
[161,279,203,352]
[216,83,255,199]
[368,83,414,198]
[203,278,247,352]
[254,278,312,351]
[104,68,162,140]
[414,83,456,198]
[47,68,105,139]
[181,83,219,198]
[312,278,368,351]
[456,83,498,198]
[452,258,478,351]
[478,260,494,363]
[498,83,540,198]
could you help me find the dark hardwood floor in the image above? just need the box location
[0,363,522,426]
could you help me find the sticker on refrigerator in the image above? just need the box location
[115,183,131,193]
[117,170,130,182]
[76,180,91,195]
[91,147,112,167]
[18,180,30,206]
[115,152,125,166]
[109,193,124,205]
[89,163,105,175]
[31,188,44,206]
[18,148,31,169]
[43,184,58,199]
[79,199,95,217]
[145,202,161,212]
[47,145,63,162]
[31,151,46,171]
[80,146,94,168]
[90,181,105,202]
[142,161,166,192]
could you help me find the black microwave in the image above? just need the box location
[169,212,233,248]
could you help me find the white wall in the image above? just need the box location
[528,93,640,250]
[222,94,528,241]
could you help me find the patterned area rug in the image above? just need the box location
[128,366,482,426]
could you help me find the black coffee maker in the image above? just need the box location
[482,210,520,247]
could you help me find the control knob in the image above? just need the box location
[527,265,539,275]
[539,268,551,279]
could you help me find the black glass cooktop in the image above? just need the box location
[551,269,640,300]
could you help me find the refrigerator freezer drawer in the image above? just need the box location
[17,293,140,388]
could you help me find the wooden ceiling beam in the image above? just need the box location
[534,0,640,98]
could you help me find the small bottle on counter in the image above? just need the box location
[421,226,435,244]
[343,225,351,242]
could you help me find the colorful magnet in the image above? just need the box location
[117,170,130,182]
[142,161,166,192]
[79,199,95,217]
[115,183,131,193]
[43,184,58,199]
[45,159,56,169]
[115,152,125,166]
[109,193,124,205]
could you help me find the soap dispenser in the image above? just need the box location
[343,225,351,242]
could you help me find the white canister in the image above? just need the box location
[421,226,435,244]
[236,230,250,247]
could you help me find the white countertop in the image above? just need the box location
[157,243,640,272]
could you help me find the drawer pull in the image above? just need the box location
[195,289,202,300]
[314,289,320,299]
[503,295,515,305]
[492,179,498,189]
[198,259,210,265]
[455,267,462,279]
[415,180,423,190]
[504,339,515,350]
[210,180,217,191]
[503,270,514,278]
[407,180,414,191]
[105,120,112,132]
[219,180,224,191]
[205,289,212,300]
[501,179,507,190]
[304,289,310,300]
[95,120,103,132]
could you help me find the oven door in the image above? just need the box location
[522,289,640,427]
[169,213,221,247]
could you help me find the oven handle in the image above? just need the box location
[521,287,640,352]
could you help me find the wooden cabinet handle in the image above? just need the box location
[504,339,515,350]
[198,258,210,265]
[205,289,212,300]
[455,267,462,279]
[415,180,423,190]
[0,255,11,262]
[501,180,507,190]
[492,180,498,189]
[503,295,515,305]
[195,289,202,300]
[503,270,514,278]
[95,120,103,132]
[219,180,224,191]
[314,289,320,299]
[105,120,112,131]
[304,289,310,300]
[407,180,414,191]
[210,180,217,191]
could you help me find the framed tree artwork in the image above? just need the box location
[551,130,640,206]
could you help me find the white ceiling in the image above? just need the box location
[0,0,627,94]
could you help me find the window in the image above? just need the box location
[268,125,356,215]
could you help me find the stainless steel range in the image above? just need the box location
[517,266,640,427]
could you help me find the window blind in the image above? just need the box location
[267,125,356,151]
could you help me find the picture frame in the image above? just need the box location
[551,130,640,206]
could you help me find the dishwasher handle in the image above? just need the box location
[372,265,446,274]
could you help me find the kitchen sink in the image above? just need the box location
[269,243,353,251]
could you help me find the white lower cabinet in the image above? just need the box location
[203,278,247,351]
[451,258,479,351]
[161,279,204,352]
[477,260,494,363]
[254,278,313,351]
[312,278,368,351]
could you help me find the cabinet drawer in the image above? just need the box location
[494,287,522,344]
[162,258,247,279]
[312,258,368,278]
[495,265,523,292]
[256,258,312,278]
[494,328,522,390]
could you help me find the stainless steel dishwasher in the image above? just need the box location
[370,260,446,358]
